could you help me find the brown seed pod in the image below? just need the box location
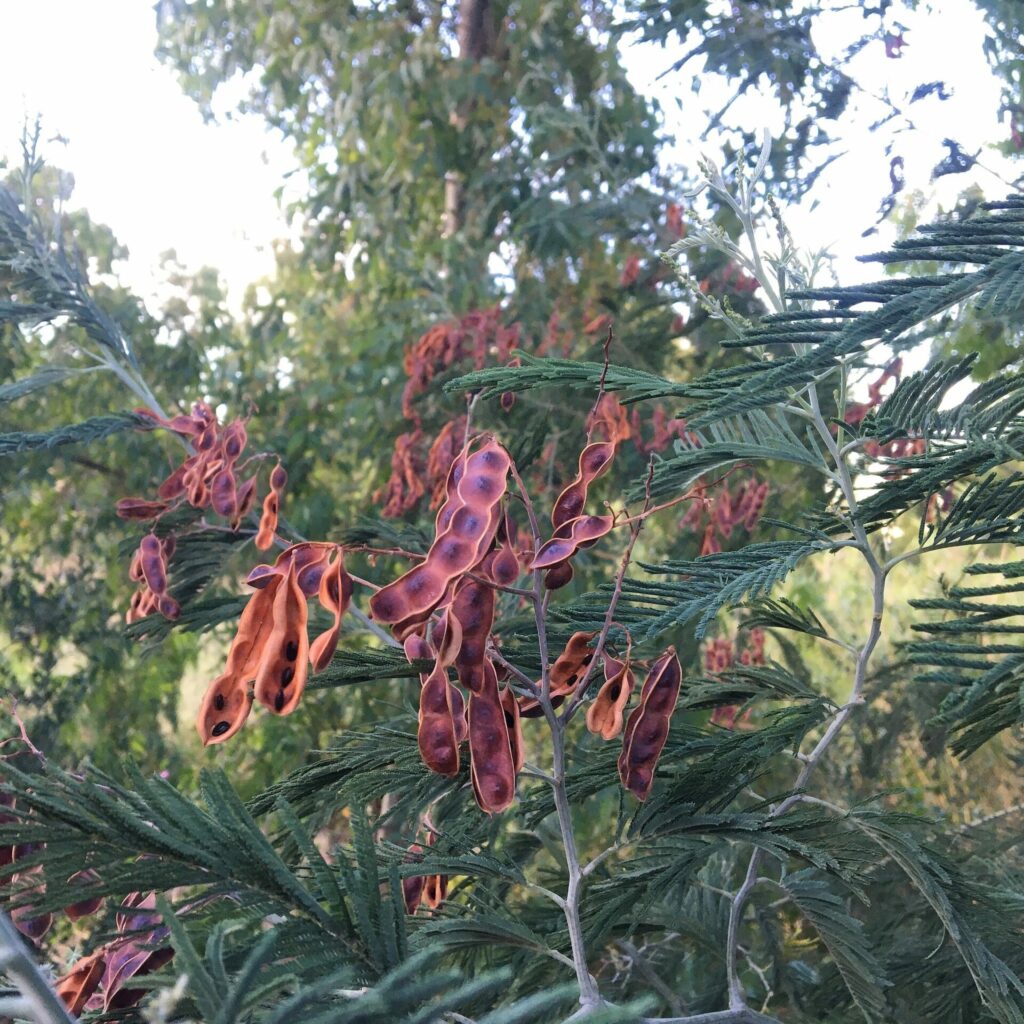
[617,646,682,801]
[310,548,353,673]
[530,514,614,570]
[418,666,461,777]
[138,534,168,595]
[499,686,525,774]
[544,561,574,591]
[222,419,248,461]
[450,576,496,695]
[490,510,520,585]
[422,870,448,910]
[210,466,238,519]
[197,672,254,745]
[370,438,509,625]
[518,631,596,717]
[401,844,426,914]
[115,498,169,520]
[468,660,516,813]
[254,563,310,716]
[234,475,258,526]
[255,490,279,550]
[586,648,635,741]
[56,949,106,1016]
[551,441,615,529]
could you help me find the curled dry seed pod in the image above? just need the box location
[530,514,614,570]
[196,578,282,745]
[128,549,144,582]
[402,844,426,914]
[451,577,495,694]
[586,648,635,741]
[270,462,288,492]
[418,666,461,777]
[431,609,464,669]
[234,475,258,525]
[11,870,52,941]
[449,682,469,743]
[499,686,524,773]
[422,870,448,910]
[254,562,309,716]
[469,660,516,813]
[211,466,238,518]
[551,441,615,528]
[618,646,682,801]
[197,672,253,744]
[371,439,509,625]
[255,489,279,550]
[57,949,106,1016]
[310,548,353,672]
[518,630,596,717]
[115,498,169,520]
[139,534,168,595]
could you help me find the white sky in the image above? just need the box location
[0,0,1018,313]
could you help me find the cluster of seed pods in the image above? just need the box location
[196,543,352,745]
[617,647,683,801]
[531,441,616,590]
[55,892,173,1015]
[120,401,287,620]
[679,475,769,556]
[1,794,104,943]
[705,629,764,730]
[585,642,636,741]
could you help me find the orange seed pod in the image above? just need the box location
[254,563,309,716]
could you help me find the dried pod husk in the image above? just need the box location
[11,869,52,941]
[295,547,330,597]
[468,661,516,813]
[57,949,106,1015]
[103,937,174,1012]
[197,672,253,745]
[498,686,525,773]
[233,475,258,525]
[115,498,169,520]
[490,510,520,585]
[255,490,279,551]
[422,871,448,910]
[270,462,288,492]
[617,647,682,801]
[518,630,596,716]
[500,390,516,413]
[157,595,180,620]
[586,650,635,741]
[128,549,144,582]
[254,563,310,716]
[138,534,168,595]
[310,549,353,673]
[418,666,460,777]
[431,608,464,669]
[210,467,238,519]
[449,682,469,744]
[451,577,495,695]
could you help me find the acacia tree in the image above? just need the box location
[4,131,1024,1022]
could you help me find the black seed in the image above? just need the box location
[285,640,299,660]
[274,691,286,712]
[214,694,225,711]
[212,721,230,737]
[280,666,295,687]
